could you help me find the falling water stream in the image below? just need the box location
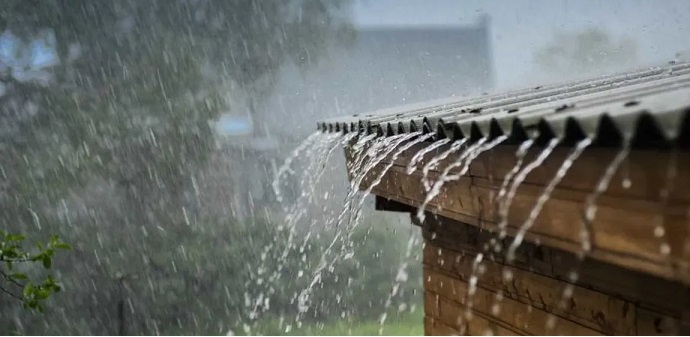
[479,138,592,322]
[579,141,631,258]
[247,132,343,326]
[496,138,561,241]
[545,141,632,332]
[406,138,451,175]
[272,124,650,336]
[495,140,535,206]
[505,138,593,262]
[421,139,468,191]
[272,132,323,205]
[417,136,509,223]
[294,131,431,324]
[347,132,434,231]
[653,150,677,259]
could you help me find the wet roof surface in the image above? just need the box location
[317,61,690,147]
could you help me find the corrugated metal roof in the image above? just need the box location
[317,61,690,147]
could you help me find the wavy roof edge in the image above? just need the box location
[317,61,690,147]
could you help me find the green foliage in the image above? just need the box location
[0,0,353,323]
[0,231,70,312]
[0,1,404,335]
[249,310,424,336]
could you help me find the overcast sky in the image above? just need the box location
[354,0,690,89]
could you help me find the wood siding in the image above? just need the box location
[421,215,690,335]
[355,142,690,284]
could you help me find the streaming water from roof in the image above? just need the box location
[460,252,485,335]
[295,131,427,322]
[506,137,592,262]
[251,131,341,323]
[579,141,631,258]
[416,138,486,222]
[546,141,631,332]
[272,131,323,206]
[417,135,509,223]
[496,138,560,243]
[378,234,419,335]
[495,140,535,206]
[347,132,434,230]
[420,139,468,191]
[406,138,451,175]
[653,150,677,258]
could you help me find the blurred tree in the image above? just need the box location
[0,0,354,334]
[535,27,638,78]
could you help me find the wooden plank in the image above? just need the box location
[425,291,441,319]
[549,247,690,316]
[424,243,637,335]
[636,308,682,335]
[424,267,603,335]
[367,163,690,283]
[391,142,690,203]
[422,215,690,318]
[434,294,524,336]
[425,315,460,336]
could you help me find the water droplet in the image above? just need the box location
[654,225,665,238]
[491,304,501,316]
[546,314,557,330]
[502,269,513,282]
[660,243,671,255]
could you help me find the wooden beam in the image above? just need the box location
[349,141,690,284]
[422,216,688,335]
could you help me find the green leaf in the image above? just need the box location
[6,234,25,242]
[11,273,28,280]
[23,283,33,298]
[54,242,71,250]
[42,255,52,269]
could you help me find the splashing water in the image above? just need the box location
[461,253,485,334]
[347,132,434,230]
[417,138,487,222]
[421,139,468,191]
[486,139,534,256]
[417,136,509,222]
[406,138,451,175]
[579,141,631,258]
[547,141,631,333]
[336,133,416,229]
[496,138,560,241]
[295,132,425,322]
[378,234,419,335]
[653,150,677,258]
[338,132,431,260]
[495,140,535,204]
[505,138,592,262]
[249,132,344,325]
[272,131,323,205]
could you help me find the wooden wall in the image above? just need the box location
[359,142,690,285]
[420,214,690,335]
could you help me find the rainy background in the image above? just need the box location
[1,0,689,335]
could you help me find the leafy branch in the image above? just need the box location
[0,231,70,312]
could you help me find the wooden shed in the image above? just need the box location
[318,63,690,335]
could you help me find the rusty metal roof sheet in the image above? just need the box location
[317,61,690,147]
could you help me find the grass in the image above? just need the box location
[247,310,424,336]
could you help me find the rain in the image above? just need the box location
[1,0,690,336]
